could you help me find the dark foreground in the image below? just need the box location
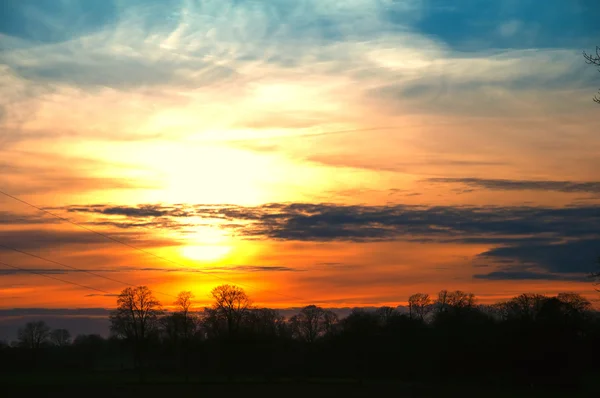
[2,374,597,398]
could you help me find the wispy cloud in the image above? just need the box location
[1,0,599,304]
[84,294,120,298]
[426,177,600,194]
[0,264,303,276]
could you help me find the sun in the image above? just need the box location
[181,245,232,262]
[179,227,232,262]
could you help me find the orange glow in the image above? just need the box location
[1,0,599,312]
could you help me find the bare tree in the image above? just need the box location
[496,293,548,321]
[172,291,197,381]
[323,308,339,335]
[435,290,476,314]
[583,46,600,103]
[435,289,450,314]
[375,306,398,325]
[246,308,287,337]
[557,292,591,316]
[175,291,197,341]
[50,328,71,347]
[210,284,251,335]
[18,321,51,349]
[590,257,600,292]
[109,286,163,370]
[447,290,476,308]
[289,305,338,342]
[110,286,163,340]
[408,293,432,320]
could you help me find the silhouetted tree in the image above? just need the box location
[583,46,600,103]
[557,292,591,315]
[435,290,476,315]
[175,291,196,341]
[245,308,287,337]
[50,328,71,347]
[162,291,198,343]
[72,334,107,370]
[375,306,399,325]
[498,293,547,322]
[408,293,432,320]
[290,305,338,342]
[168,291,198,381]
[17,321,50,350]
[209,284,251,336]
[109,286,163,372]
[3,286,600,390]
[590,256,600,292]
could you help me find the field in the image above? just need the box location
[1,373,594,398]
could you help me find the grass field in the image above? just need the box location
[1,372,596,398]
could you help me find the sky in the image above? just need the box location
[1,0,599,313]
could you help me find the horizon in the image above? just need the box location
[1,0,600,312]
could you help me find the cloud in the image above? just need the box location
[61,202,600,244]
[0,264,302,276]
[189,265,304,273]
[0,211,59,226]
[0,228,181,252]
[0,0,404,90]
[0,267,138,276]
[55,201,600,278]
[368,48,594,118]
[473,270,587,282]
[84,294,120,297]
[0,308,111,317]
[0,0,119,45]
[426,177,600,194]
[404,0,600,51]
[0,151,158,194]
[477,239,600,274]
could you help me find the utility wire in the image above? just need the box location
[0,243,177,299]
[0,189,306,302]
[0,260,115,295]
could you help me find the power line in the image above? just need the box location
[0,243,177,299]
[0,260,115,295]
[0,189,306,302]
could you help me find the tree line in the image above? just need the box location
[2,284,600,390]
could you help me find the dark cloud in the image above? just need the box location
[427,177,600,194]
[35,202,600,279]
[84,294,120,297]
[0,265,302,276]
[477,239,600,274]
[0,212,58,225]
[199,265,303,273]
[62,203,600,244]
[473,271,588,282]
[0,267,136,276]
[64,205,192,218]
[0,228,181,252]
[0,309,112,341]
[0,308,111,317]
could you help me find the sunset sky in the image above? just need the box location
[1,0,599,311]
